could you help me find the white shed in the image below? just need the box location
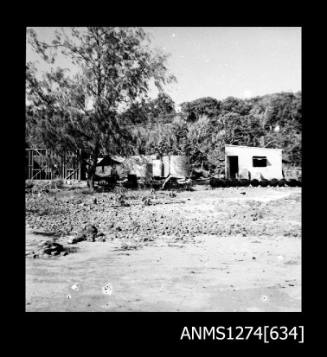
[162,155,190,178]
[225,145,283,180]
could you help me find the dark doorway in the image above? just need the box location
[227,156,239,179]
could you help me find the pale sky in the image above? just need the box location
[26,27,301,106]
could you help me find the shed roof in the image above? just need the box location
[96,156,122,167]
[225,144,282,151]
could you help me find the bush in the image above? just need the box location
[259,179,269,187]
[226,179,233,187]
[123,174,138,189]
[209,178,222,188]
[269,178,279,187]
[230,178,241,187]
[220,179,228,187]
[251,179,259,187]
[238,179,249,187]
[286,179,297,187]
[151,180,163,190]
[277,179,286,186]
[224,179,240,187]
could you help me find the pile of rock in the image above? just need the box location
[69,224,106,244]
[26,240,68,258]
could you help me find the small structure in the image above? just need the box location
[95,156,123,178]
[123,155,153,179]
[95,154,190,180]
[225,145,283,180]
[162,155,190,178]
[96,155,155,179]
[25,149,81,180]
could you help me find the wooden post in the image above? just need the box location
[31,150,34,180]
[62,153,65,179]
[78,149,82,181]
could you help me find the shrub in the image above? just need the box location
[251,179,259,187]
[209,178,221,188]
[230,178,241,187]
[259,179,269,187]
[286,179,297,187]
[239,179,250,187]
[269,178,279,187]
[220,179,228,187]
[277,179,286,186]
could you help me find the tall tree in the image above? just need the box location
[119,92,176,126]
[179,91,302,171]
[180,97,220,121]
[26,27,176,189]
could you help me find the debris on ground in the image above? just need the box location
[71,283,80,291]
[120,242,140,251]
[169,191,176,198]
[69,224,106,244]
[26,240,67,257]
[26,187,301,245]
[142,196,151,206]
[102,282,113,295]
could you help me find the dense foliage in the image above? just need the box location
[26,28,301,179]
[26,27,175,188]
[135,92,301,173]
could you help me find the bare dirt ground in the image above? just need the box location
[26,186,301,312]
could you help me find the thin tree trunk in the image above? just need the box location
[87,146,100,191]
[87,166,96,191]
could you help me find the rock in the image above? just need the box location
[39,241,65,256]
[71,283,79,291]
[69,233,86,244]
[77,224,98,241]
[94,232,106,241]
[84,224,97,234]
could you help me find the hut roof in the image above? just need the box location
[96,156,122,167]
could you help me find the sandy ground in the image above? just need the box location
[26,186,301,312]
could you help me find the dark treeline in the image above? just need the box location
[25,27,301,185]
[128,91,301,174]
[26,90,302,176]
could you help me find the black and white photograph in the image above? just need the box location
[25,27,301,313]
